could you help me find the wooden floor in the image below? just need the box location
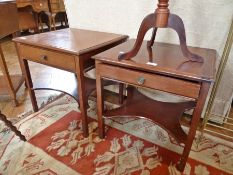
[0,36,232,141]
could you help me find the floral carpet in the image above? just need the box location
[0,95,232,175]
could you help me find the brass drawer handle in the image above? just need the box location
[137,77,145,85]
[40,55,48,61]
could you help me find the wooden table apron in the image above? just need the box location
[13,29,128,137]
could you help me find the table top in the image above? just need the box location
[93,39,216,82]
[13,28,128,55]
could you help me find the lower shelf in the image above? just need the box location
[104,86,197,143]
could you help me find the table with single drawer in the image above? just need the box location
[19,44,76,72]
[93,39,216,171]
[13,28,128,137]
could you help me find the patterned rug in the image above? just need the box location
[0,95,232,175]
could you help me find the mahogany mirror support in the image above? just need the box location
[155,0,170,27]
[118,0,204,63]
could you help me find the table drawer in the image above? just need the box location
[97,63,201,99]
[19,44,75,72]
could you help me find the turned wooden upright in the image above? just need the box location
[0,1,26,141]
[155,0,170,27]
[119,0,203,63]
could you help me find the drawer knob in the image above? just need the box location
[40,55,48,61]
[137,77,145,85]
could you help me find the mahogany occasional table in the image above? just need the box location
[94,39,216,171]
[13,28,128,137]
[94,0,216,171]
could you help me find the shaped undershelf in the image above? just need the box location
[104,87,196,143]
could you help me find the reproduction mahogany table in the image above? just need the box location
[13,28,128,137]
[93,39,216,171]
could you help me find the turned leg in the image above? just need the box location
[0,112,26,141]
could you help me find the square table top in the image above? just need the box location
[93,39,217,82]
[13,28,128,55]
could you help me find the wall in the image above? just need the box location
[64,0,233,121]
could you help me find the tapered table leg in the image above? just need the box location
[76,57,89,137]
[177,82,210,171]
[21,59,38,112]
[96,61,105,139]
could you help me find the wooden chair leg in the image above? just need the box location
[52,16,56,30]
[48,16,52,31]
[39,15,44,32]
